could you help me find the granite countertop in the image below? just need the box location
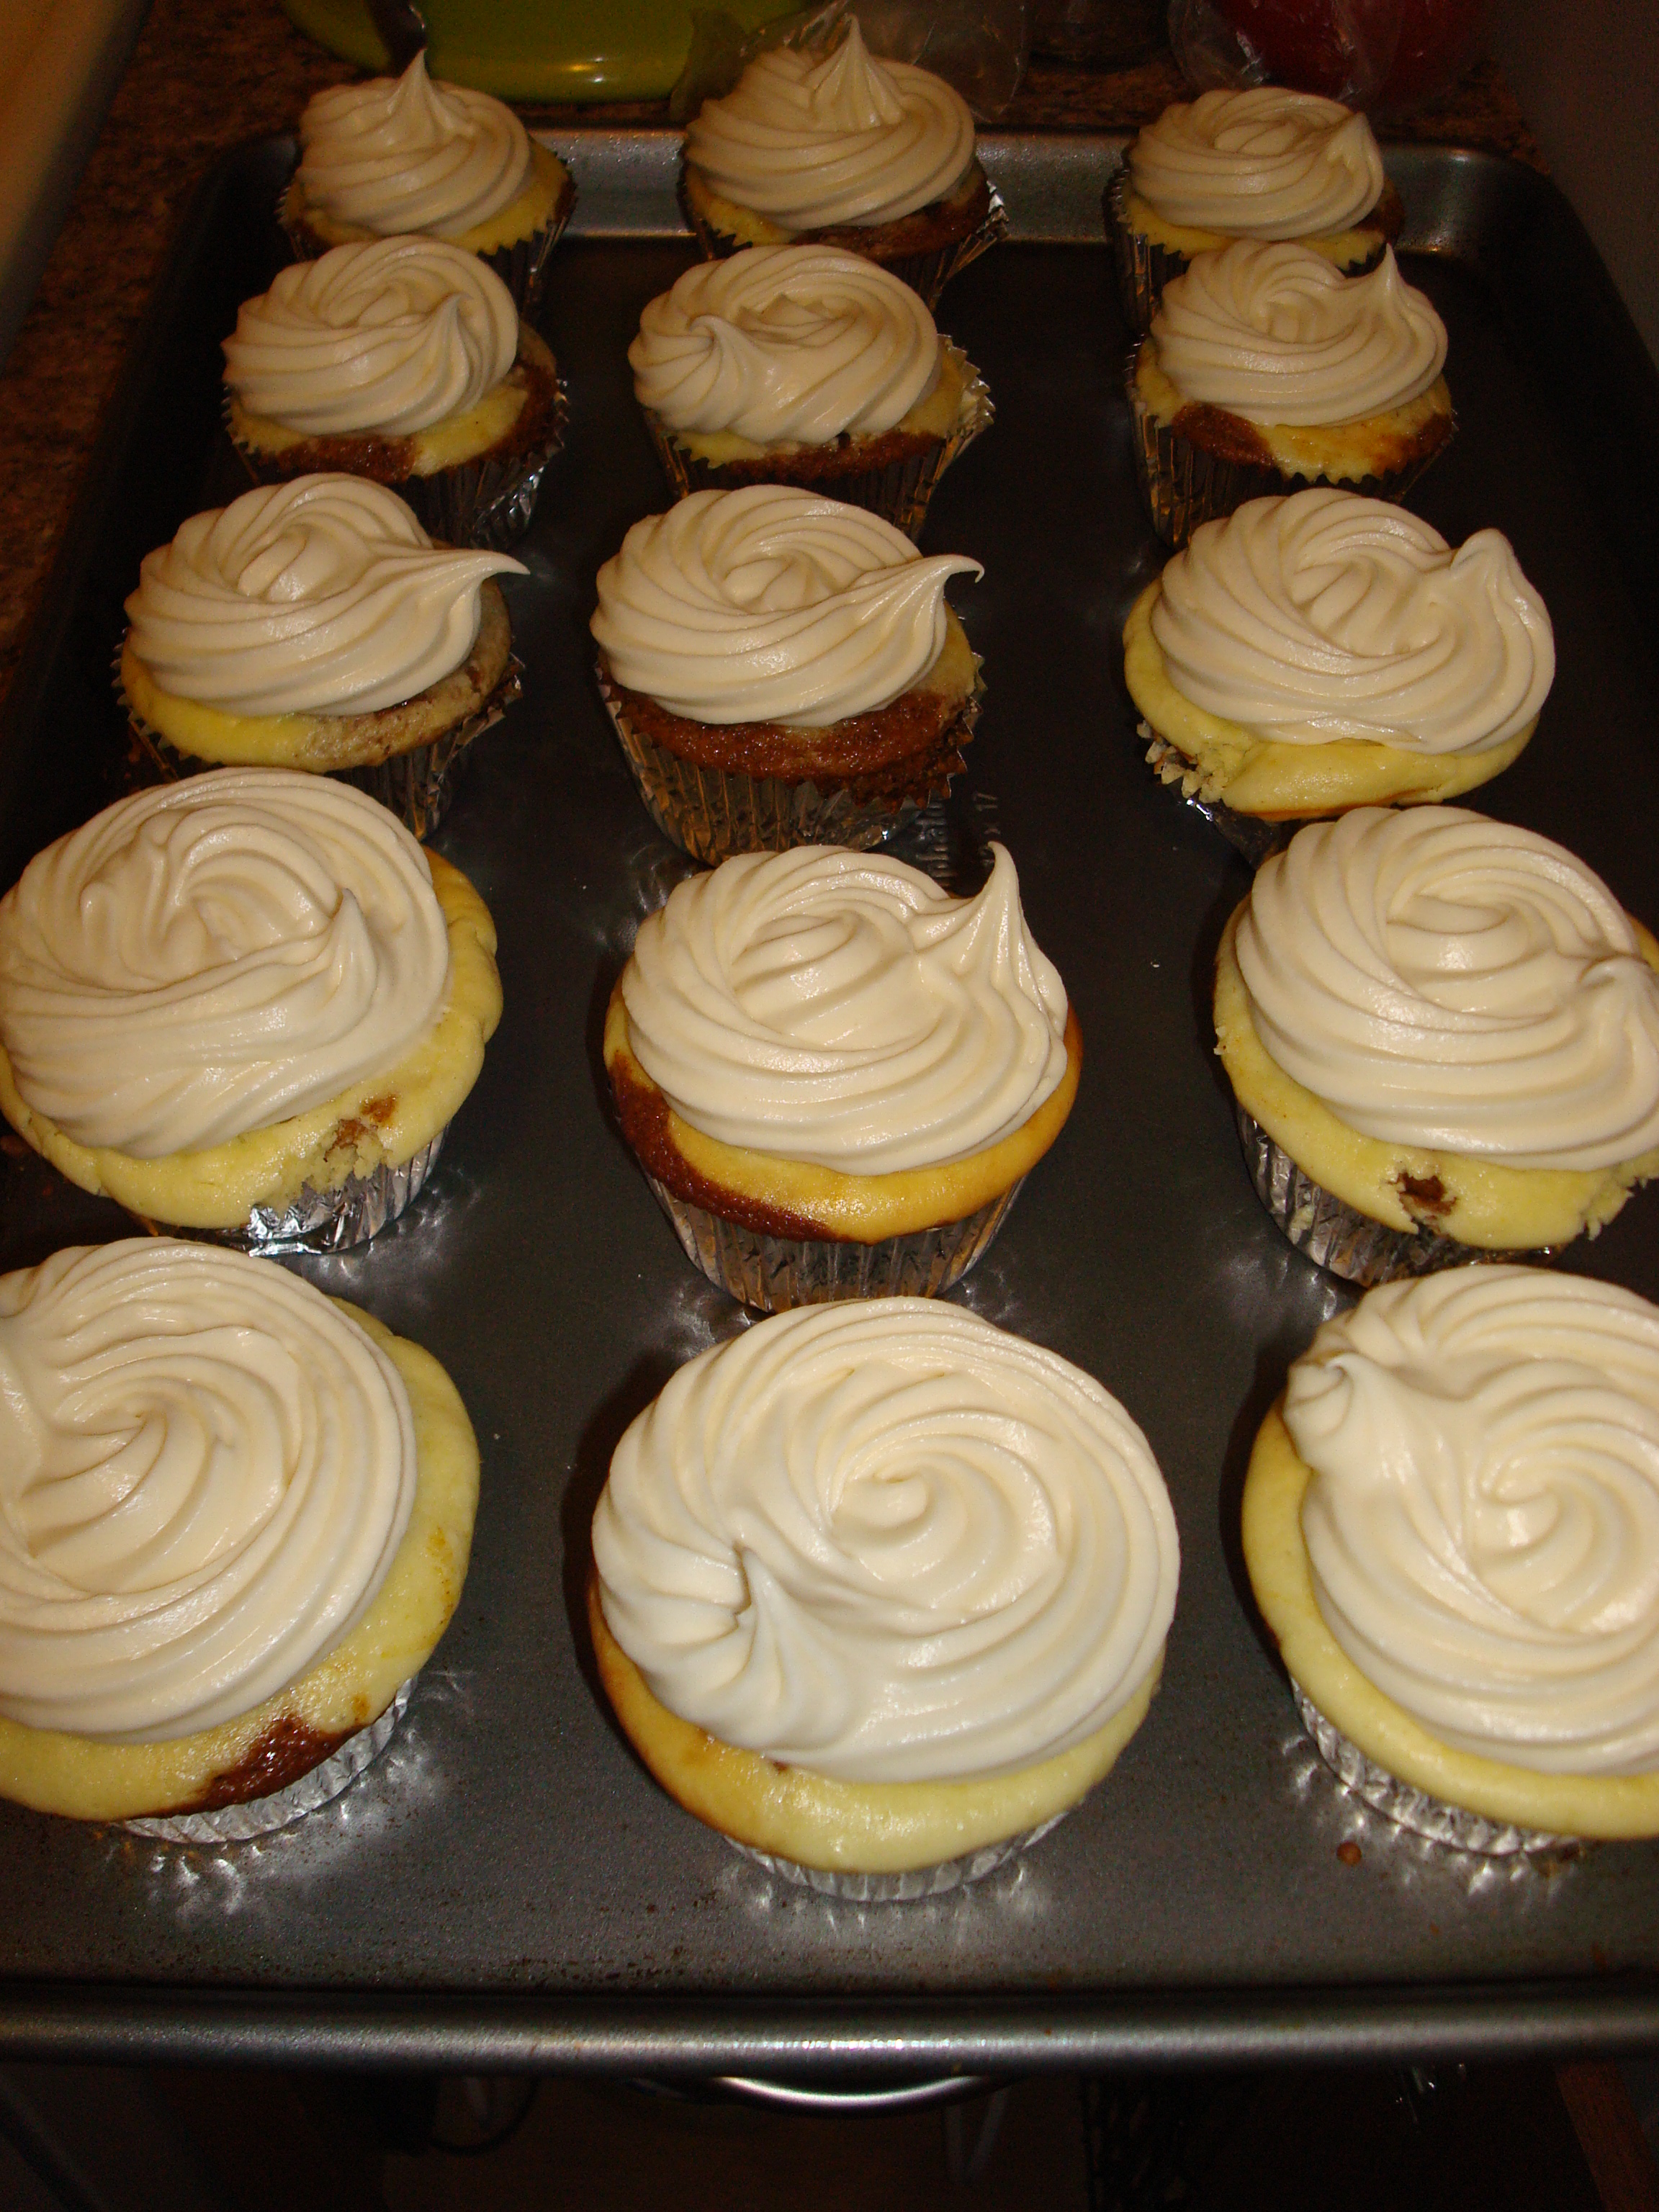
[0,0,1542,710]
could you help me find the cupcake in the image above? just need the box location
[605,842,1082,1309]
[1125,490,1554,858]
[590,486,983,865]
[1214,806,1659,1282]
[119,475,526,835]
[1107,88,1402,332]
[0,1238,478,1838]
[628,244,992,541]
[223,238,567,550]
[0,768,502,1251]
[590,1299,1179,1895]
[1128,241,1454,547]
[680,18,1004,310]
[282,53,574,312]
[1244,1267,1659,1851]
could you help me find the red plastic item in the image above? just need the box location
[1210,0,1487,112]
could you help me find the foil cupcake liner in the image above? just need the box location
[597,661,978,866]
[125,1678,414,1845]
[639,347,992,545]
[1125,349,1452,549]
[1292,1683,1580,1860]
[642,1172,1025,1312]
[137,1125,448,1256]
[1105,165,1185,336]
[730,1808,1068,1902]
[1234,1100,1549,1285]
[678,174,1008,313]
[278,169,575,316]
[1141,724,1295,867]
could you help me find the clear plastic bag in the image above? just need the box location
[1169,0,1488,116]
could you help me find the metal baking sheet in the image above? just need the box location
[2,129,1659,2075]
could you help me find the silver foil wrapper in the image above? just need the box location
[596,660,979,866]
[678,171,1008,313]
[1234,1100,1548,1285]
[639,345,992,544]
[730,1808,1068,1902]
[125,1677,415,1845]
[1292,1683,1581,1859]
[140,1126,448,1256]
[1125,346,1452,549]
[1141,724,1295,867]
[278,168,575,315]
[642,1172,1025,1312]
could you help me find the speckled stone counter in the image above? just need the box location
[0,0,1540,711]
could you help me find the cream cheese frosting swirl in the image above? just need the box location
[629,244,942,445]
[0,768,451,1157]
[593,1299,1179,1784]
[223,238,519,437]
[1236,807,1659,1170]
[1154,491,1554,752]
[1287,1267,1659,1775]
[1152,242,1447,426]
[683,19,975,232]
[1128,88,1385,238]
[125,476,526,717]
[621,844,1069,1172]
[590,486,980,727]
[0,1240,416,1743]
[295,53,534,240]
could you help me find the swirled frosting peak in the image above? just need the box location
[1153,242,1447,426]
[593,1300,1179,1784]
[622,843,1069,1172]
[125,475,525,716]
[1287,1267,1659,1775]
[1236,806,1659,1169]
[629,245,942,445]
[296,53,534,240]
[684,19,975,233]
[0,1240,415,1742]
[590,486,980,727]
[1128,88,1385,238]
[0,768,451,1156]
[224,238,519,436]
[1154,491,1554,752]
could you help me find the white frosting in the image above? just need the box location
[223,238,519,437]
[125,476,526,718]
[1236,807,1659,1171]
[684,19,975,233]
[590,485,979,727]
[0,1240,416,1743]
[0,769,451,1158]
[1154,491,1554,753]
[1288,1267,1659,1776]
[593,1299,1179,1784]
[621,843,1069,1172]
[1128,88,1385,239]
[629,244,942,446]
[296,53,534,240]
[1152,242,1447,426]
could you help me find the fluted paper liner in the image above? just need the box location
[732,1809,1069,1902]
[278,168,576,315]
[125,1678,415,1845]
[642,1172,1025,1313]
[639,344,992,544]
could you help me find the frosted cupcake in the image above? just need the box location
[119,475,526,835]
[1125,491,1554,857]
[1107,89,1402,332]
[590,1300,1179,1896]
[1214,807,1659,1282]
[605,844,1082,1308]
[1244,1268,1659,1852]
[282,54,573,310]
[681,19,1004,310]
[629,244,992,540]
[0,769,502,1250]
[223,238,566,549]
[0,1239,478,1839]
[590,486,982,864]
[1128,242,1454,547]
